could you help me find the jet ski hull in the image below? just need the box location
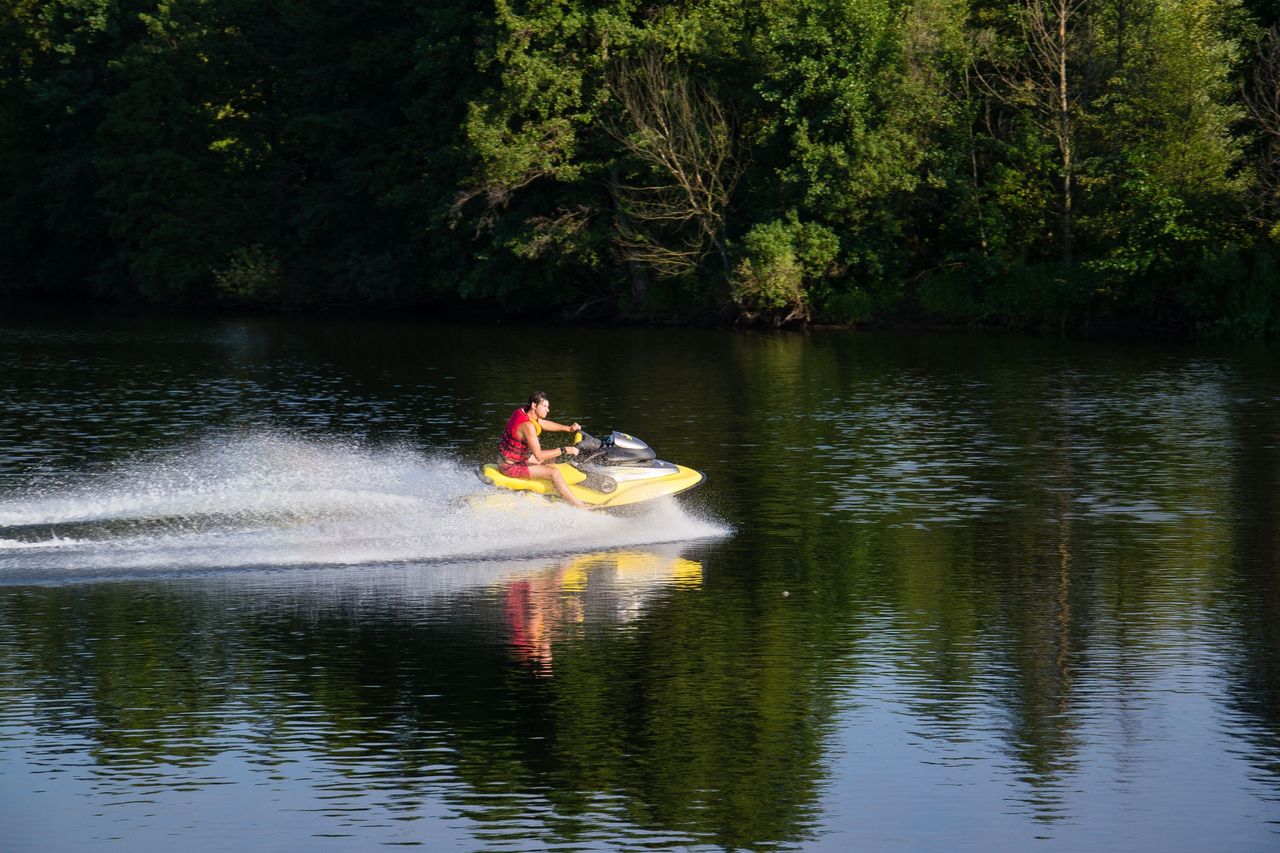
[479,459,704,509]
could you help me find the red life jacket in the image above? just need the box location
[498,407,541,462]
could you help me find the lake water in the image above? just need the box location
[1,311,1278,851]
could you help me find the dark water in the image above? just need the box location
[1,311,1278,851]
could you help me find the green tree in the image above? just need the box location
[1082,0,1247,296]
[744,0,960,320]
[94,0,235,300]
[0,0,129,297]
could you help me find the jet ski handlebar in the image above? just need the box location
[571,430,657,466]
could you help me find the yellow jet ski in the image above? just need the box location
[478,431,705,509]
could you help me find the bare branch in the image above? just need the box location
[1246,26,1280,225]
[1248,28,1280,130]
[605,53,743,279]
[513,205,593,260]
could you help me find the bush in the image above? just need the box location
[731,217,839,325]
[1187,245,1280,339]
[213,244,282,305]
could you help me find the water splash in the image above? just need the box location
[0,433,726,582]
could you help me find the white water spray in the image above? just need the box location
[0,433,727,581]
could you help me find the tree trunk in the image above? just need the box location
[1057,0,1074,268]
[970,82,990,255]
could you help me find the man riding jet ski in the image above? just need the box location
[482,391,704,509]
[493,391,586,507]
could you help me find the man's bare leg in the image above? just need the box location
[527,463,586,508]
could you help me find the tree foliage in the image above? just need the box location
[0,0,1276,334]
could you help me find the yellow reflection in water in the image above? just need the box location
[501,550,703,675]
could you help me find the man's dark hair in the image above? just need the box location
[527,391,549,409]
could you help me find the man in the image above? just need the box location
[497,391,585,508]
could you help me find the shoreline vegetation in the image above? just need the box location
[3,0,1279,338]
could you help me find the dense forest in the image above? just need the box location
[2,0,1279,335]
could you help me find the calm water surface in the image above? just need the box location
[1,311,1278,851]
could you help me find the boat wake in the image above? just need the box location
[0,434,727,583]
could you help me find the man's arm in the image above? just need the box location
[540,419,581,433]
[521,422,578,462]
